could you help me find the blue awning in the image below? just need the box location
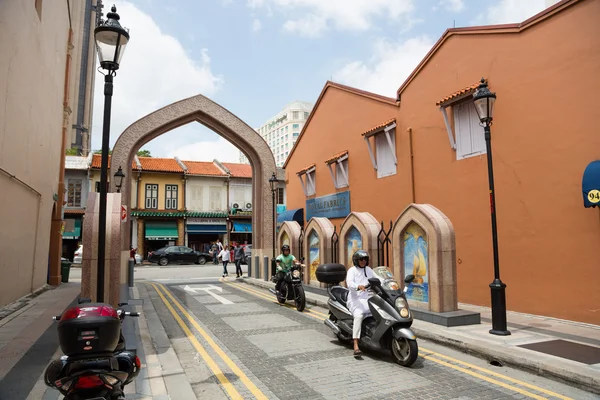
[187,224,228,234]
[277,208,304,225]
[582,160,600,208]
[232,221,252,233]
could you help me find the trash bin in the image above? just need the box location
[61,258,72,283]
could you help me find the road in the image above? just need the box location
[125,265,596,400]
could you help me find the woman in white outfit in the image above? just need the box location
[346,250,374,357]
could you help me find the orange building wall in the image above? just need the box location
[284,0,600,324]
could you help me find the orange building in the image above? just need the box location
[284,0,600,324]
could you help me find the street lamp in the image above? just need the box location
[269,172,278,260]
[114,166,125,193]
[94,5,130,302]
[473,78,510,336]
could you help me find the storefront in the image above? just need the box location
[144,220,178,258]
[62,218,82,261]
[186,217,227,252]
[230,219,252,246]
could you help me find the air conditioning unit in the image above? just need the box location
[245,202,252,210]
[232,203,240,209]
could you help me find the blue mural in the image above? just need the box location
[403,222,429,303]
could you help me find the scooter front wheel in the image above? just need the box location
[294,286,306,312]
[276,286,287,303]
[392,337,418,367]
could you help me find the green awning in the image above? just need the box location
[145,221,178,240]
[63,219,81,240]
[131,211,228,218]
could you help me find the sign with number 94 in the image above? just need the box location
[587,189,600,204]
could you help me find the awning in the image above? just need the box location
[232,221,252,233]
[145,221,178,240]
[277,208,304,225]
[582,160,600,208]
[187,224,228,234]
[62,219,81,240]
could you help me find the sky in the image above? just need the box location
[90,0,557,163]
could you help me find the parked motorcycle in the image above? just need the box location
[316,264,419,366]
[269,257,306,311]
[43,298,141,399]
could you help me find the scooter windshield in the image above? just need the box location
[372,267,400,291]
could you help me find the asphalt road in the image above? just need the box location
[136,266,597,400]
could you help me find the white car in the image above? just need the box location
[72,245,142,265]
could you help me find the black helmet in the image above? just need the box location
[352,250,369,267]
[281,244,290,252]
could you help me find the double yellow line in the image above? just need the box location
[223,279,573,400]
[150,283,268,400]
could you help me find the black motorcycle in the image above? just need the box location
[44,298,141,399]
[269,258,306,311]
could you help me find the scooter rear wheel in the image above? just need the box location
[392,337,418,367]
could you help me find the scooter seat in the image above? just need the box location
[330,286,349,307]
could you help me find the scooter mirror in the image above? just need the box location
[368,277,381,287]
[404,274,415,284]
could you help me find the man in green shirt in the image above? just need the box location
[275,244,299,293]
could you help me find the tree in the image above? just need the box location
[137,149,152,157]
[65,148,78,156]
[93,149,112,155]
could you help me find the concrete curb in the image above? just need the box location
[241,277,600,395]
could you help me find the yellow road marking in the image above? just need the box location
[149,283,242,400]
[420,349,573,400]
[154,283,268,400]
[224,280,572,400]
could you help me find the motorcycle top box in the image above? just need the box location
[57,303,121,358]
[315,263,347,284]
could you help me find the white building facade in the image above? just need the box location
[240,100,314,167]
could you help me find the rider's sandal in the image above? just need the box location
[353,349,363,357]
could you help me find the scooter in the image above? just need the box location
[43,298,141,399]
[316,264,419,366]
[269,258,307,312]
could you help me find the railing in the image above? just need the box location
[377,220,393,267]
[298,225,304,260]
[331,226,339,264]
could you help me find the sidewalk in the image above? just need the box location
[243,277,600,395]
[0,282,198,400]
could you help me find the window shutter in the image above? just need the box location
[335,160,349,187]
[376,131,396,178]
[468,102,486,154]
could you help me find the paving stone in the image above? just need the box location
[222,313,301,331]
[247,329,341,357]
[204,302,269,315]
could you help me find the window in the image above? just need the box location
[189,186,203,210]
[276,187,285,204]
[293,132,299,138]
[335,159,349,188]
[145,184,158,209]
[292,124,299,130]
[67,179,82,207]
[293,111,299,119]
[304,112,309,119]
[375,129,397,178]
[453,101,486,159]
[297,166,316,196]
[165,184,178,209]
[286,126,289,132]
[209,186,222,210]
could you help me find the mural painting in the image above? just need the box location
[345,226,362,267]
[403,222,429,303]
[281,231,290,247]
[308,230,320,282]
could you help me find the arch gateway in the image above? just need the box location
[110,94,276,267]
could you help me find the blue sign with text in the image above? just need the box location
[306,191,351,220]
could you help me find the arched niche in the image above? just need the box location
[110,94,276,276]
[338,212,380,269]
[392,203,457,313]
[303,217,335,287]
[278,220,302,257]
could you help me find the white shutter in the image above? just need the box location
[306,171,316,195]
[209,186,222,210]
[468,102,486,154]
[454,102,486,159]
[376,131,396,178]
[335,159,349,187]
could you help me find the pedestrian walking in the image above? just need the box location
[218,245,230,277]
[233,242,244,278]
[212,242,219,265]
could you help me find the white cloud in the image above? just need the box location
[477,0,553,25]
[91,2,227,160]
[247,0,415,37]
[252,18,262,32]
[334,35,434,98]
[439,0,465,13]
[167,137,241,163]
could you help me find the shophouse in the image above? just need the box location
[62,154,93,260]
[283,0,600,324]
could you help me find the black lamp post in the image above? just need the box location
[473,78,510,336]
[114,166,125,193]
[269,172,278,260]
[94,5,130,302]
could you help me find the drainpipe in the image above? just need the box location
[49,19,74,286]
[225,174,231,246]
[408,127,416,203]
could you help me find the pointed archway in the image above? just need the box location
[110,94,276,264]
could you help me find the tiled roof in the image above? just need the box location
[131,211,228,218]
[325,150,348,164]
[137,157,183,173]
[223,163,252,178]
[64,209,85,215]
[361,118,396,137]
[297,163,316,175]
[436,81,483,106]
[183,161,225,176]
[91,154,137,170]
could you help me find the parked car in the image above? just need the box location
[243,244,252,265]
[72,245,142,265]
[148,246,212,266]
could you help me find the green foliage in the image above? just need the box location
[65,148,78,155]
[137,149,152,157]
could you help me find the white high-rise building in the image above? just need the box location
[240,100,314,167]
